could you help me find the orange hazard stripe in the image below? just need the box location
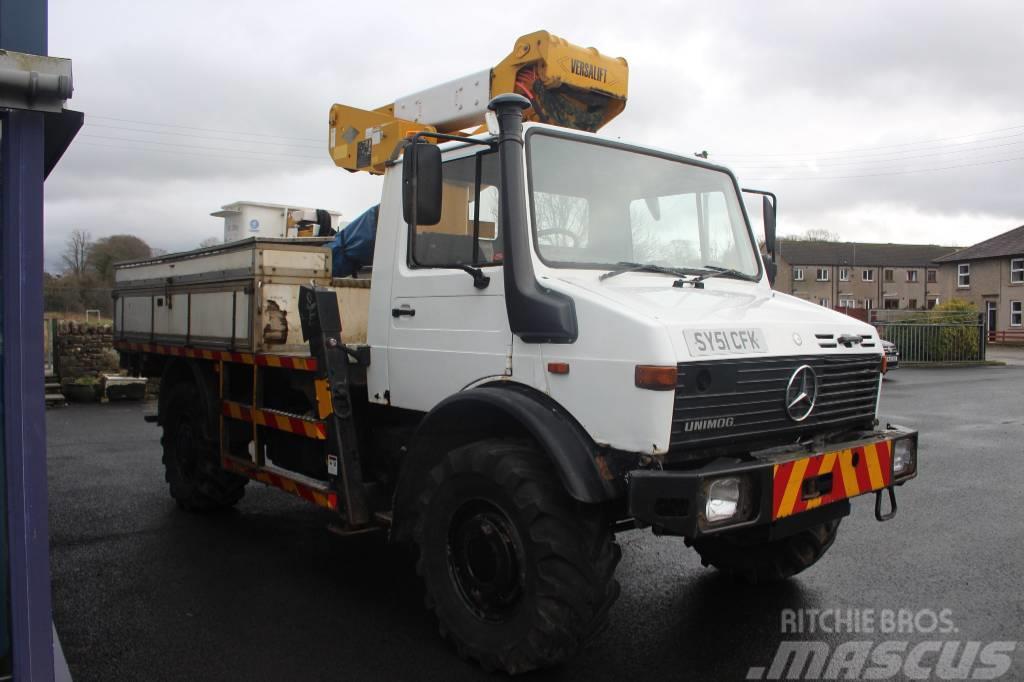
[221,457,338,510]
[221,400,327,440]
[114,341,318,371]
[772,440,893,520]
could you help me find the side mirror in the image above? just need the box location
[762,194,776,255]
[402,142,442,226]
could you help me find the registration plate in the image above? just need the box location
[683,328,768,356]
[772,441,893,520]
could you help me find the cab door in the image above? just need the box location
[386,149,510,412]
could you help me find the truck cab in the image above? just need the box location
[372,121,883,455]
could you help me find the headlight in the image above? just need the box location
[892,436,917,479]
[705,477,741,523]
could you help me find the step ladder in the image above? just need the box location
[298,285,371,529]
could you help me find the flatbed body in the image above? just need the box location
[113,237,371,352]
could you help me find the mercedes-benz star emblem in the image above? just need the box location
[785,365,818,422]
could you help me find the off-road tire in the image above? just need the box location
[161,382,247,511]
[692,519,841,584]
[413,439,621,674]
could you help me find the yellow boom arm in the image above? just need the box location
[329,30,628,174]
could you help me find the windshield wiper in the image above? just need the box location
[692,265,750,282]
[599,261,701,282]
[670,265,752,288]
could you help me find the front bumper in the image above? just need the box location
[628,424,918,539]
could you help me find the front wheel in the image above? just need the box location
[691,519,841,584]
[414,439,621,674]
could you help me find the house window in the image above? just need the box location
[884,269,894,282]
[819,297,830,307]
[1011,258,1024,284]
[958,263,970,288]
[816,268,829,282]
[863,298,874,310]
[793,267,804,281]
[839,268,849,281]
[1012,301,1022,327]
[908,299,918,309]
[862,269,874,282]
[884,298,899,309]
[906,270,918,283]
[927,269,937,283]
[927,297,940,309]
[839,297,856,308]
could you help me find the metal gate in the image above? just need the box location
[870,310,986,364]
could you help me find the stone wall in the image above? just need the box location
[55,321,119,379]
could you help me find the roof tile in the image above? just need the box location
[776,240,958,267]
[932,225,1024,262]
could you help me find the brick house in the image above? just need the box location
[773,240,959,311]
[933,224,1024,334]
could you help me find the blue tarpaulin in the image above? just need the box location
[328,205,378,277]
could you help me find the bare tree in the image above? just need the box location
[533,192,588,247]
[61,230,92,276]
[198,237,221,249]
[782,228,840,242]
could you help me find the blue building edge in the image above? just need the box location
[1,1,81,679]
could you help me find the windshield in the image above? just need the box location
[526,131,760,278]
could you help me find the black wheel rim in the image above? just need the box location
[447,500,524,623]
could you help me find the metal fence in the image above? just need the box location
[870,310,986,364]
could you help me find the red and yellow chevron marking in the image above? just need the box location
[772,440,893,520]
[114,341,318,371]
[221,457,338,510]
[222,400,327,440]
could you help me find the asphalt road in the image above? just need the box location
[49,367,1024,681]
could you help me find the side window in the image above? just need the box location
[411,151,501,267]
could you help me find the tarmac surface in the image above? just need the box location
[49,366,1024,681]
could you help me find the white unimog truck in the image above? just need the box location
[113,31,919,674]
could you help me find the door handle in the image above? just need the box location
[391,307,416,318]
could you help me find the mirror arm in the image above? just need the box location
[457,264,491,290]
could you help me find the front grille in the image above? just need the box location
[670,354,880,450]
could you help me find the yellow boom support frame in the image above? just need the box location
[328,30,628,174]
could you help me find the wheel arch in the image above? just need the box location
[391,382,619,543]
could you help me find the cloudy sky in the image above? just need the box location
[45,0,1024,271]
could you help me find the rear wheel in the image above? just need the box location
[414,439,620,674]
[691,519,841,583]
[161,382,247,511]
